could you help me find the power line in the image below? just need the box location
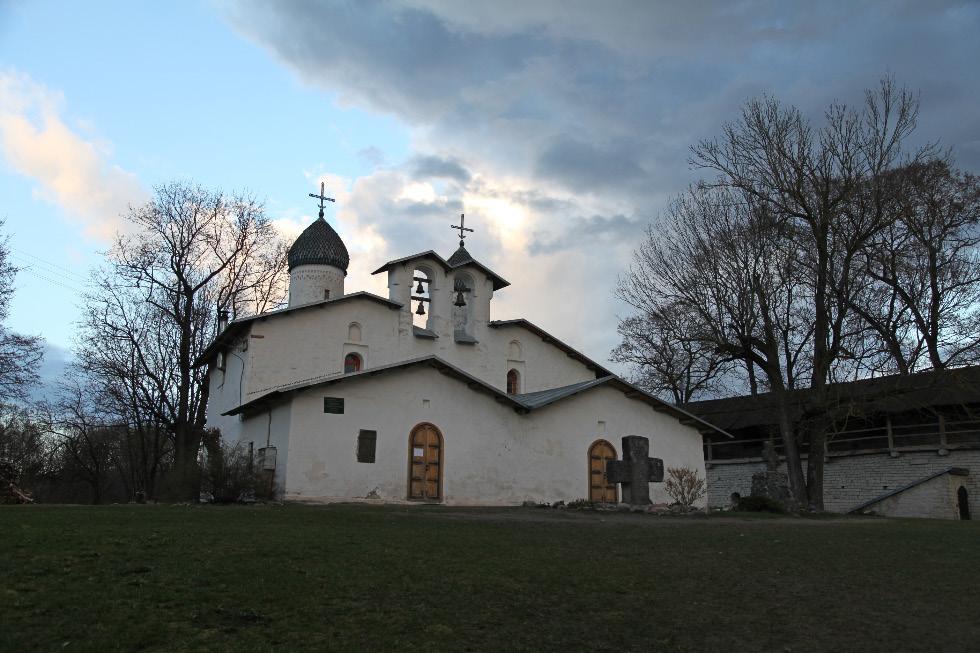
[11,247,89,282]
[17,267,86,293]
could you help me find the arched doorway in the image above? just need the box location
[408,423,443,501]
[958,486,970,520]
[588,440,618,503]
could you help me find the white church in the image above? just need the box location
[199,203,722,505]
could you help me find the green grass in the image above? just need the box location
[1,504,978,652]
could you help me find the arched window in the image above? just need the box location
[506,369,519,395]
[509,340,523,359]
[344,353,362,373]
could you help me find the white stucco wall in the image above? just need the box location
[215,296,598,409]
[274,365,706,506]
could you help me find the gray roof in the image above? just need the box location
[288,217,350,272]
[517,377,612,409]
[447,244,474,267]
[685,365,980,432]
[371,250,452,275]
[220,354,731,438]
[370,247,510,291]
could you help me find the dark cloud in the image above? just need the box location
[410,155,471,183]
[535,137,647,192]
[528,213,645,256]
[226,0,980,363]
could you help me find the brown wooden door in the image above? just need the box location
[589,440,618,503]
[409,423,443,501]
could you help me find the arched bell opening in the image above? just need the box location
[452,272,475,337]
[412,266,433,330]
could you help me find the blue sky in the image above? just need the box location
[1,0,979,394]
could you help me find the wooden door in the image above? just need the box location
[409,423,443,501]
[588,440,618,503]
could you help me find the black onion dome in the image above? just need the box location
[447,244,474,267]
[287,217,350,272]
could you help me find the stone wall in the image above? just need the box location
[706,446,980,515]
[860,472,969,519]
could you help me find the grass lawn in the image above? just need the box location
[1,504,978,652]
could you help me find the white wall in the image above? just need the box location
[276,365,706,506]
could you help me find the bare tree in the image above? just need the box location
[0,223,44,402]
[853,161,980,372]
[618,76,947,508]
[74,181,289,501]
[611,301,733,403]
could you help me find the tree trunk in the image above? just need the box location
[806,429,826,510]
[170,423,202,502]
[774,392,806,507]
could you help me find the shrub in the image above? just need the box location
[735,495,787,514]
[201,430,274,503]
[664,467,707,506]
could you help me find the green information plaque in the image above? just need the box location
[323,397,345,414]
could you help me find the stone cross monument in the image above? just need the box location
[605,435,664,506]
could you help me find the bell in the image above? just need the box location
[416,301,426,316]
[454,291,467,307]
[415,281,425,294]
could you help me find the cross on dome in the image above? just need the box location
[309,182,336,218]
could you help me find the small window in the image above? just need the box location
[357,430,377,463]
[506,369,519,395]
[344,353,361,373]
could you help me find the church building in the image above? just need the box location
[198,200,723,505]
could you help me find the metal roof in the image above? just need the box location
[371,250,452,275]
[220,354,731,438]
[516,377,611,409]
[685,365,980,432]
[370,248,510,291]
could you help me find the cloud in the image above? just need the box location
[223,0,980,370]
[410,155,471,183]
[528,214,645,256]
[0,68,148,243]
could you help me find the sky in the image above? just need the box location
[1,0,979,396]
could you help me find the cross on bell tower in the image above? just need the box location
[309,182,336,219]
[451,213,473,247]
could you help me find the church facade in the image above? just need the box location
[198,212,722,505]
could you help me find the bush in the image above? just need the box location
[664,467,707,506]
[735,495,788,514]
[201,430,275,503]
